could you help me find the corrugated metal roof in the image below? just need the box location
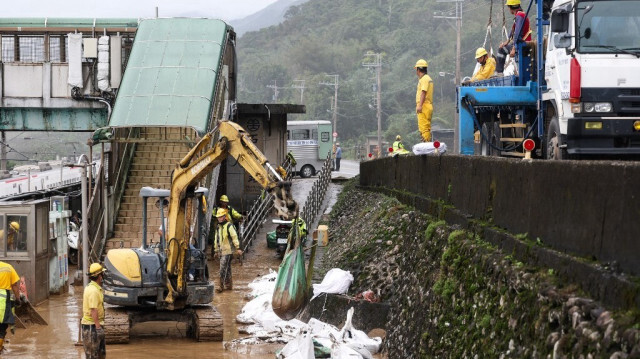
[0,18,139,29]
[109,18,230,134]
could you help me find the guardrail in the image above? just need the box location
[241,155,296,252]
[87,127,139,261]
[299,152,332,226]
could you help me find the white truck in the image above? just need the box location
[457,0,640,159]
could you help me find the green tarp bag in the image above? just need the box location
[272,223,307,320]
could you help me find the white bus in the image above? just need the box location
[287,120,333,178]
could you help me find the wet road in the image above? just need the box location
[5,177,339,358]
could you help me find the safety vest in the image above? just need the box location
[392,141,405,152]
[512,11,532,42]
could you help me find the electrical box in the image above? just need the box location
[83,38,98,58]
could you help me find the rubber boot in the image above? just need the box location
[215,278,224,293]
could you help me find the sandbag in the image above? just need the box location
[412,141,448,155]
[312,268,354,300]
[272,240,307,320]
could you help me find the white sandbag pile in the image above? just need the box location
[234,270,382,358]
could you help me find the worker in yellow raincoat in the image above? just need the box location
[414,59,434,142]
[470,48,496,82]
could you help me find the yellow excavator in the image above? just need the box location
[102,121,299,343]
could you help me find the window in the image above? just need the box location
[7,215,28,253]
[321,132,330,142]
[291,129,310,140]
[311,129,318,140]
[577,1,640,53]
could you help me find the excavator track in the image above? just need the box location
[190,305,223,341]
[104,305,130,344]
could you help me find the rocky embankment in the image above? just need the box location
[319,180,640,358]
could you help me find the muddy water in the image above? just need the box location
[5,178,354,358]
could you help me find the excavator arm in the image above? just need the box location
[163,121,298,308]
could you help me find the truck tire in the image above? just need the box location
[545,115,568,160]
[300,165,314,178]
[491,122,502,156]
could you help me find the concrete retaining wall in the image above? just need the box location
[360,155,640,276]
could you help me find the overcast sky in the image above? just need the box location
[3,0,279,22]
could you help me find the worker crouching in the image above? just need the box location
[213,208,243,292]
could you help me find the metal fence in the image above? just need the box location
[240,154,296,252]
[299,152,333,227]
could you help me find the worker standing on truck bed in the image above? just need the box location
[470,48,496,81]
[414,59,434,142]
[496,0,532,74]
[82,263,106,359]
[0,261,24,352]
[213,208,243,292]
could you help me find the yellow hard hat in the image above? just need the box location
[88,263,106,276]
[475,47,488,59]
[215,208,228,218]
[414,59,428,68]
[396,135,402,141]
[505,0,520,6]
[10,221,19,231]
[219,195,229,202]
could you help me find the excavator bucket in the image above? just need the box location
[271,182,299,220]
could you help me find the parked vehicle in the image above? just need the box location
[67,221,79,265]
[287,120,333,177]
[457,0,640,159]
[272,219,292,259]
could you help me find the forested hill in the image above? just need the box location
[236,0,517,147]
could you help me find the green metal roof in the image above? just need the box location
[0,18,139,28]
[109,18,231,135]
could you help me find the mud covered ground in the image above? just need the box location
[4,174,350,358]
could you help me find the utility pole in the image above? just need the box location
[320,75,339,141]
[292,79,306,104]
[363,52,383,156]
[266,80,281,102]
[434,0,463,153]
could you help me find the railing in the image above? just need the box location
[86,127,139,261]
[300,153,333,227]
[241,154,296,251]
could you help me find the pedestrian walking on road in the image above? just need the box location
[414,59,434,142]
[213,208,243,292]
[334,143,342,171]
[0,261,25,352]
[82,263,106,359]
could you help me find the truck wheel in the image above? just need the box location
[545,116,567,160]
[300,165,314,178]
[479,123,492,156]
[491,122,502,156]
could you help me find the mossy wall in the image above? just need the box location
[322,180,640,358]
[359,155,640,277]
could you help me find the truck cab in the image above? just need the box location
[544,0,640,158]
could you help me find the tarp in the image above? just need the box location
[67,33,83,88]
